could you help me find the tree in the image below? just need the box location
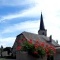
[1,45,3,57]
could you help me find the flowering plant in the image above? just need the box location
[22,40,46,58]
[16,39,56,58]
[45,45,56,56]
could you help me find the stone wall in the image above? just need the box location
[55,53,60,60]
[54,48,60,60]
[16,51,47,60]
[12,34,25,57]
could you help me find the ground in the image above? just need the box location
[0,58,15,60]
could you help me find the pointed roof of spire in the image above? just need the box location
[40,12,45,30]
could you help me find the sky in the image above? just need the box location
[0,0,60,47]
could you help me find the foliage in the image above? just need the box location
[16,39,56,58]
[45,45,56,56]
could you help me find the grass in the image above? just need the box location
[0,58,5,60]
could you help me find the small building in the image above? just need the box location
[12,13,60,60]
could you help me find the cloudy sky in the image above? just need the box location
[0,0,60,47]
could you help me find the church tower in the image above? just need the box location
[38,12,47,36]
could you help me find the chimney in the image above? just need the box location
[49,35,52,42]
[56,40,58,44]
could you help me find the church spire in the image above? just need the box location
[40,12,45,30]
[38,12,47,36]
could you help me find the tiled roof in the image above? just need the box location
[21,31,60,47]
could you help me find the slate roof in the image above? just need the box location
[21,31,60,47]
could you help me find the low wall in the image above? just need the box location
[16,51,47,60]
[54,48,60,60]
[55,53,60,60]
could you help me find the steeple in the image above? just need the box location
[38,12,47,36]
[40,12,45,30]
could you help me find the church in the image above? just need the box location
[12,13,60,60]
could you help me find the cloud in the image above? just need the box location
[44,17,60,44]
[0,0,60,23]
[2,20,40,34]
[0,37,16,47]
[0,6,41,23]
[0,20,40,47]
